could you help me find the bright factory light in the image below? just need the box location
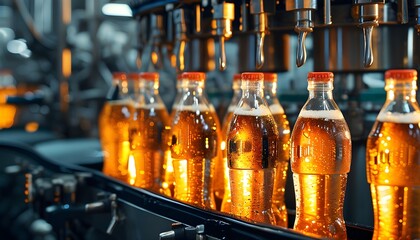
[102,3,132,17]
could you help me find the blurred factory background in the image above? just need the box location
[0,0,143,139]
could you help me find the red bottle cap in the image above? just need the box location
[127,73,140,81]
[140,72,159,82]
[233,74,241,82]
[176,74,183,81]
[307,72,334,82]
[112,72,126,80]
[241,72,264,81]
[263,73,278,82]
[385,69,417,80]
[181,72,206,81]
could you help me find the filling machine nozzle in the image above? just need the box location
[173,8,188,72]
[353,0,384,68]
[150,14,165,69]
[250,0,275,69]
[213,2,235,71]
[286,0,317,67]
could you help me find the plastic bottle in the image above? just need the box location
[170,72,218,209]
[160,74,183,197]
[129,72,170,192]
[220,74,241,213]
[291,72,351,239]
[170,74,183,117]
[263,73,290,227]
[227,72,279,224]
[203,78,224,210]
[99,72,134,182]
[367,69,420,239]
[126,72,141,185]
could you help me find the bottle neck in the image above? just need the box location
[263,81,277,97]
[231,80,242,103]
[385,80,417,102]
[231,89,242,102]
[308,80,334,99]
[183,80,205,96]
[176,80,182,93]
[141,80,159,95]
[108,79,131,100]
[119,79,130,95]
[177,79,209,109]
[302,80,339,112]
[232,80,241,91]
[241,80,264,99]
[227,88,242,112]
[378,79,420,115]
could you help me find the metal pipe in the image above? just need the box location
[324,0,332,25]
[150,14,165,69]
[353,1,383,68]
[173,9,188,72]
[250,0,275,69]
[286,0,316,67]
[362,23,375,67]
[213,2,235,71]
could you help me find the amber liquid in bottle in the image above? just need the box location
[0,87,17,129]
[161,76,184,197]
[219,74,241,213]
[367,117,420,239]
[220,110,234,213]
[129,73,170,192]
[291,72,351,239]
[367,69,420,239]
[228,73,278,224]
[170,73,218,209]
[292,111,351,239]
[100,100,133,181]
[130,105,170,191]
[264,73,291,227]
[171,106,218,209]
[228,110,278,224]
[270,107,290,227]
[209,104,223,210]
